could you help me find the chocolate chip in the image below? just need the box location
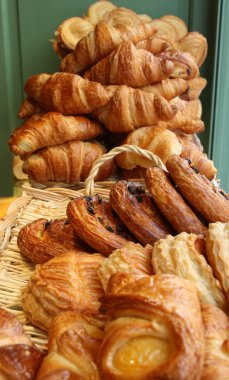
[128,183,145,195]
[44,221,52,229]
[86,196,93,202]
[136,195,142,202]
[186,159,192,165]
[191,166,199,174]
[117,225,124,233]
[98,217,103,224]
[106,225,114,232]
[64,220,70,225]
[87,207,95,215]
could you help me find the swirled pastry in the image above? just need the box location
[0,308,44,379]
[152,232,228,312]
[67,195,134,256]
[36,311,104,380]
[98,242,153,291]
[17,218,91,264]
[201,303,229,380]
[22,251,105,331]
[110,181,174,246]
[98,273,205,380]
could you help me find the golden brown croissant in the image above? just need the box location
[180,77,207,101]
[158,49,199,79]
[67,195,134,256]
[98,242,154,292]
[201,303,229,380]
[0,308,44,379]
[145,167,207,236]
[98,273,205,380]
[17,218,91,264]
[93,85,177,133]
[24,72,116,115]
[152,232,228,312]
[166,156,229,223]
[86,1,117,26]
[178,31,208,67]
[116,126,182,169]
[83,41,174,87]
[60,22,157,73]
[36,311,104,380]
[160,15,188,40]
[135,36,170,55]
[22,251,105,331]
[9,112,103,158]
[141,78,188,100]
[18,98,41,119]
[110,180,174,245]
[101,7,142,27]
[22,140,115,184]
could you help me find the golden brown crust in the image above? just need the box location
[136,37,170,55]
[67,195,134,256]
[145,167,207,236]
[86,1,117,26]
[141,78,188,100]
[22,251,105,331]
[180,77,207,101]
[9,112,103,158]
[36,311,104,380]
[110,181,174,246]
[201,303,229,380]
[0,308,44,380]
[18,98,42,119]
[57,17,94,51]
[120,166,146,180]
[178,32,208,67]
[152,232,228,312]
[166,156,229,223]
[98,273,205,380]
[158,50,199,79]
[161,15,188,40]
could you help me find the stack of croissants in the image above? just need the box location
[3,1,229,379]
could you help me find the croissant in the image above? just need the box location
[24,72,116,115]
[0,308,44,379]
[18,98,41,119]
[9,112,103,158]
[83,41,174,87]
[151,18,178,41]
[201,303,229,380]
[145,167,207,236]
[93,85,177,133]
[22,251,105,331]
[141,77,188,100]
[166,156,229,223]
[17,218,91,264]
[161,15,188,40]
[98,273,205,380]
[116,126,182,169]
[101,7,142,27]
[60,22,157,73]
[67,195,134,256]
[36,311,104,380]
[152,232,228,312]
[22,140,115,184]
[158,50,199,79]
[178,31,208,67]
[180,77,207,101]
[86,0,117,26]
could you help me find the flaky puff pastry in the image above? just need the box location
[206,222,229,303]
[98,273,205,380]
[22,251,105,331]
[152,232,228,312]
[201,303,229,380]
[36,311,104,380]
[98,242,154,292]
[17,218,91,264]
[0,308,44,380]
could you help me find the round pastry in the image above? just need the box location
[145,167,207,236]
[166,156,229,223]
[67,195,134,256]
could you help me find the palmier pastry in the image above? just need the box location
[145,167,207,236]
[22,251,105,331]
[201,303,229,380]
[36,311,104,380]
[206,222,229,303]
[98,273,205,380]
[110,181,174,246]
[98,241,154,291]
[17,218,91,264]
[152,232,228,312]
[67,195,134,256]
[166,156,229,223]
[0,308,44,379]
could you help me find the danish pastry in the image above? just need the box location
[98,273,205,380]
[67,195,134,256]
[145,167,207,236]
[0,308,44,379]
[152,232,228,311]
[17,218,91,264]
[110,180,174,246]
[22,251,105,331]
[166,155,229,223]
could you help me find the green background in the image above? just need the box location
[0,0,226,196]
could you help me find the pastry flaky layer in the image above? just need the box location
[22,251,105,331]
[98,273,205,380]
[36,311,104,380]
[0,308,44,380]
[152,232,228,312]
